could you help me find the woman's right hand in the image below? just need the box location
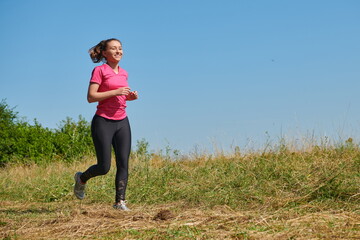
[115,87,131,96]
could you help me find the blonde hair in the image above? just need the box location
[88,38,122,63]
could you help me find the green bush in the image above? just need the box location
[0,100,19,165]
[0,100,93,166]
[53,116,93,161]
[10,120,57,164]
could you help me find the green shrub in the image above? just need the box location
[10,120,57,164]
[0,100,93,166]
[53,116,93,161]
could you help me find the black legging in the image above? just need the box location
[80,115,131,202]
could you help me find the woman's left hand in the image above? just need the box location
[126,91,138,101]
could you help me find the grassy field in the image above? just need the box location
[1,143,359,239]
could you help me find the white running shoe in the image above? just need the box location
[74,172,86,200]
[113,200,130,211]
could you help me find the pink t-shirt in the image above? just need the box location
[90,64,129,120]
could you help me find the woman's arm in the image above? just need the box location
[87,83,131,103]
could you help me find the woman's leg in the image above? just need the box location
[112,117,131,203]
[80,115,115,183]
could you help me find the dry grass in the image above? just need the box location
[1,200,359,239]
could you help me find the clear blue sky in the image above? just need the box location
[1,0,359,153]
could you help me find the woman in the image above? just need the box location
[74,38,138,211]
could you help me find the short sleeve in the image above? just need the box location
[90,66,102,84]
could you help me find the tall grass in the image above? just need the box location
[1,138,359,211]
[128,140,360,209]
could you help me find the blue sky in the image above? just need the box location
[1,0,359,153]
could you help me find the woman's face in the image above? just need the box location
[103,40,123,63]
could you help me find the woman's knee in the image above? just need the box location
[97,164,111,175]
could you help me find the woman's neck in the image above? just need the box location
[106,61,119,71]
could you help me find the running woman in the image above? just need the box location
[74,38,138,211]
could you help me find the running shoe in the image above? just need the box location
[74,172,86,200]
[113,200,130,211]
